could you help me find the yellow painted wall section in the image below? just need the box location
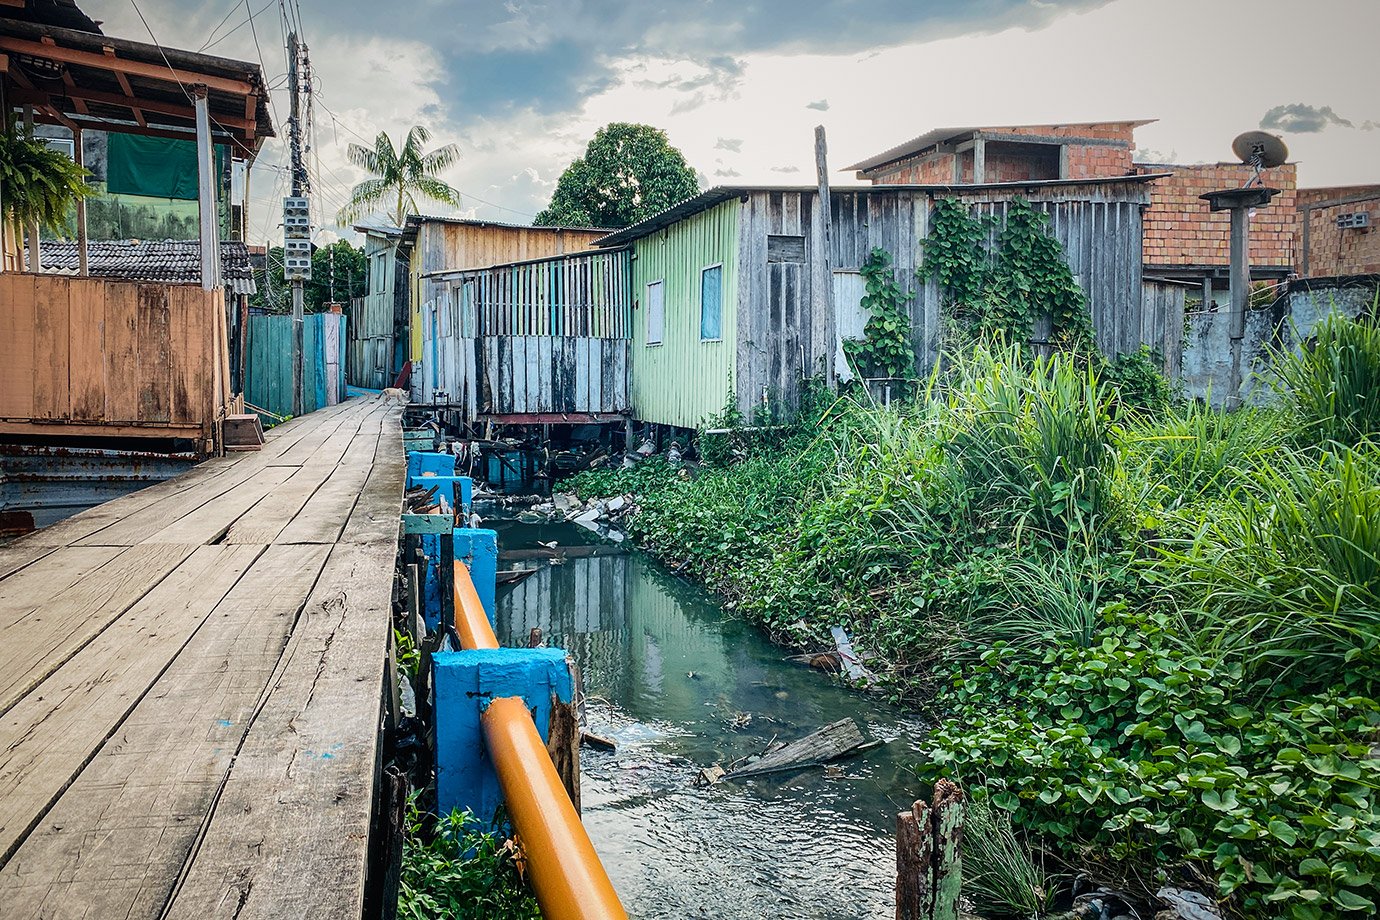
[629,199,740,429]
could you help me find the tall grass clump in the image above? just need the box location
[942,342,1117,540]
[963,798,1057,919]
[1276,309,1380,447]
[1164,446,1380,680]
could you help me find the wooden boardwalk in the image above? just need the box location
[0,397,403,920]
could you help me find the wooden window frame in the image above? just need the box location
[699,262,724,343]
[645,279,665,347]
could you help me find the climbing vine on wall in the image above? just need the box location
[845,247,915,383]
[922,196,1093,350]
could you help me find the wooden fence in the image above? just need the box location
[0,272,228,449]
[245,312,346,420]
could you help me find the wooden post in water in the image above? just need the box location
[896,779,964,920]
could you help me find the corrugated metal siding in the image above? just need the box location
[417,249,632,419]
[631,199,740,429]
[245,313,346,420]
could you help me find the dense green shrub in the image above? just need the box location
[568,339,1380,918]
[398,800,540,920]
[916,610,1380,919]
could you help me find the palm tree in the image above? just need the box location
[337,126,461,227]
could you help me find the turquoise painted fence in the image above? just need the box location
[245,313,346,419]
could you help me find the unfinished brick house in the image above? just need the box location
[848,121,1302,304]
[1295,185,1380,278]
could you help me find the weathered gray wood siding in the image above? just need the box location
[417,248,632,419]
[947,183,1151,359]
[1140,279,1187,379]
[346,233,401,389]
[735,191,829,419]
[480,336,629,416]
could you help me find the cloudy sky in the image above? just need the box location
[96,0,1380,245]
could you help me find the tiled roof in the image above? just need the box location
[30,240,256,295]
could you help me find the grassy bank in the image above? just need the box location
[568,321,1380,919]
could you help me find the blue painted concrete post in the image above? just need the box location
[434,647,575,826]
[454,527,498,626]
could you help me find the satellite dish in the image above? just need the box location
[1232,131,1289,169]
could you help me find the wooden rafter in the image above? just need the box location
[59,67,87,114]
[0,35,254,97]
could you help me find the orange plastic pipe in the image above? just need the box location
[481,696,628,920]
[453,560,499,650]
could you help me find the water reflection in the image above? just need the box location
[494,520,927,920]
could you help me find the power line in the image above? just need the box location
[198,0,243,52]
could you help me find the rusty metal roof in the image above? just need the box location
[32,239,256,293]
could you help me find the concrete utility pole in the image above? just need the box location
[288,31,307,417]
[1201,186,1278,410]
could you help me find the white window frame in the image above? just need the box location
[699,262,724,343]
[645,279,665,346]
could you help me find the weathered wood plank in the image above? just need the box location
[104,282,142,421]
[69,278,106,422]
[32,274,70,421]
[138,465,295,545]
[136,284,172,424]
[339,409,404,546]
[0,546,123,616]
[0,544,330,920]
[0,544,200,714]
[0,544,261,866]
[162,539,396,920]
[275,412,384,545]
[0,274,37,419]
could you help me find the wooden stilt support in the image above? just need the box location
[896,779,965,920]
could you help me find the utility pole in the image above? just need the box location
[286,31,310,416]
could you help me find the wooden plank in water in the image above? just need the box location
[0,544,261,864]
[0,544,330,920]
[162,540,396,920]
[0,543,199,714]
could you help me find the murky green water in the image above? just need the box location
[493,518,927,920]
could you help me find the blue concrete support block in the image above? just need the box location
[407,450,456,482]
[454,527,498,626]
[434,647,574,826]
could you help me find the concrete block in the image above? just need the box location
[454,527,498,626]
[434,647,574,826]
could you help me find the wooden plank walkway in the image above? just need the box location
[0,396,404,920]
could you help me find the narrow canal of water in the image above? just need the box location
[493,518,926,920]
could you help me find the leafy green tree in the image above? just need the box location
[337,126,460,227]
[535,123,698,228]
[251,240,366,314]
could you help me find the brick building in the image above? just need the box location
[845,121,1148,185]
[1134,161,1297,288]
[849,121,1309,299]
[1295,185,1380,277]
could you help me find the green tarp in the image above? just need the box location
[105,134,226,201]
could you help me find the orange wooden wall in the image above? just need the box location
[0,273,228,448]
